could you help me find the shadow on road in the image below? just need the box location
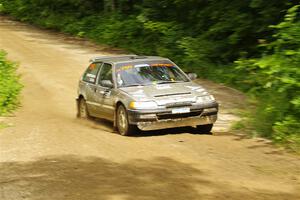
[135,126,212,137]
[0,156,204,200]
[1,155,299,200]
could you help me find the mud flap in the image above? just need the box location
[112,108,118,132]
[76,98,80,118]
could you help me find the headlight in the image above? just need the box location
[197,95,215,103]
[129,101,158,110]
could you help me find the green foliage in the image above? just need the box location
[0,50,22,115]
[0,3,4,13]
[0,0,296,69]
[235,5,300,151]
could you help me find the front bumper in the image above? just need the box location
[137,114,217,131]
[127,102,218,131]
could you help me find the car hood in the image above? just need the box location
[119,82,210,105]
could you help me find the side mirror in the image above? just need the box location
[101,80,113,88]
[187,73,198,80]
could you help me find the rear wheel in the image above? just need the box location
[78,98,89,119]
[116,105,137,136]
[196,124,213,134]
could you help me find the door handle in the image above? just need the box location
[100,90,111,96]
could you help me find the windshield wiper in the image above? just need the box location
[156,81,183,84]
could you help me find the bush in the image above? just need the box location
[235,5,300,151]
[0,50,22,115]
[0,0,295,70]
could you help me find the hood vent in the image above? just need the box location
[154,92,191,98]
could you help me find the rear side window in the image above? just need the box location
[82,62,102,83]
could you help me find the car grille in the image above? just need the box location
[157,111,202,120]
[165,102,193,108]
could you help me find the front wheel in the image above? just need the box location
[196,124,213,134]
[116,105,137,136]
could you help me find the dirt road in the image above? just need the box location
[0,16,299,200]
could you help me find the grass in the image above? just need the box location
[0,50,22,116]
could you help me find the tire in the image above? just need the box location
[78,98,89,119]
[116,105,137,136]
[196,124,213,134]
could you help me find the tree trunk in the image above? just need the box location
[111,0,116,11]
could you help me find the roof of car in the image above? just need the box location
[89,55,170,64]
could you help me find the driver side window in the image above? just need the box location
[98,63,113,86]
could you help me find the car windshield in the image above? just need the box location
[116,62,189,87]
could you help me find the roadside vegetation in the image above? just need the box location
[0,0,299,150]
[0,50,22,116]
[234,6,300,151]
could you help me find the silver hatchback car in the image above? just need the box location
[77,55,218,136]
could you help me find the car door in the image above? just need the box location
[81,62,103,116]
[94,63,115,121]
